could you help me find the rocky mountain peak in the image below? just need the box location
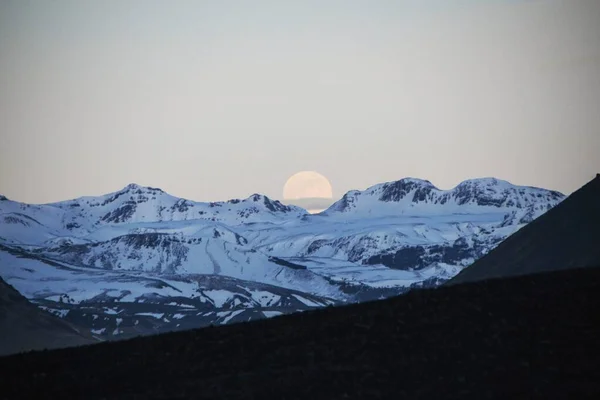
[120,183,164,195]
[324,177,565,216]
[378,178,437,203]
[244,193,299,213]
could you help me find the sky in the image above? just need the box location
[1,0,599,204]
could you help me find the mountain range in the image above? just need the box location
[2,175,598,398]
[0,177,564,346]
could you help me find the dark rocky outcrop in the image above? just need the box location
[0,277,97,357]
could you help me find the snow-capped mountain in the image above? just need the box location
[0,177,565,341]
[324,178,562,217]
[0,184,306,246]
[52,183,305,226]
[238,178,563,279]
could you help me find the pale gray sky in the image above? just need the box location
[1,0,599,203]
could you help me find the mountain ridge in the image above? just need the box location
[324,177,563,217]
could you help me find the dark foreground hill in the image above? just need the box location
[450,174,600,285]
[2,266,599,400]
[0,277,97,356]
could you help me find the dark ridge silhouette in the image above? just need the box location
[0,277,98,356]
[449,174,600,285]
[2,266,599,399]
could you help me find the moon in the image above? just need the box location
[283,171,333,213]
[283,171,333,200]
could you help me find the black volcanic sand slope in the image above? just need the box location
[0,277,97,357]
[2,267,599,400]
[450,174,600,285]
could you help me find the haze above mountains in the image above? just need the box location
[2,0,599,205]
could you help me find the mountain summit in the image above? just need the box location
[324,177,563,217]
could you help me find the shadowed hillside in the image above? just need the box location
[0,277,98,356]
[1,266,599,399]
[449,174,600,285]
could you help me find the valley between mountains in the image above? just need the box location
[0,177,564,342]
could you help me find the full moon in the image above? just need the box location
[283,171,334,213]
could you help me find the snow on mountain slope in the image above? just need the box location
[238,212,518,285]
[0,185,306,246]
[50,184,307,227]
[0,196,76,245]
[0,212,60,245]
[324,177,563,218]
[0,245,337,340]
[287,257,463,289]
[236,178,564,286]
[37,227,348,301]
